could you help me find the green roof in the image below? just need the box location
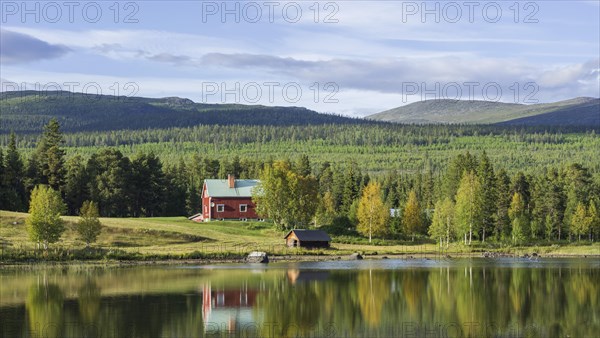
[204,179,259,197]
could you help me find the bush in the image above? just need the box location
[321,216,357,236]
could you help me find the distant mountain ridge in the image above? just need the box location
[1,91,598,133]
[0,91,369,133]
[367,97,600,126]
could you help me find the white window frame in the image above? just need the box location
[216,204,225,213]
[239,204,248,213]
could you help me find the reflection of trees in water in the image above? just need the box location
[21,278,205,338]
[77,280,101,325]
[256,279,321,338]
[26,281,64,338]
[93,293,204,337]
[4,264,599,338]
[256,265,599,337]
[357,270,389,327]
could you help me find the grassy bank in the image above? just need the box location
[1,210,598,262]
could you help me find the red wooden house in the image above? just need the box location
[195,175,260,222]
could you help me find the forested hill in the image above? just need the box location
[368,97,600,126]
[0,91,370,133]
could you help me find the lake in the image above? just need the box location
[1,258,598,337]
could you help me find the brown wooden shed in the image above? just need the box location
[284,229,331,248]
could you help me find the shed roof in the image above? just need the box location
[204,179,259,197]
[284,229,331,242]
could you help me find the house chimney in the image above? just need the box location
[227,174,235,188]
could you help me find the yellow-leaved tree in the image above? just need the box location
[357,182,388,243]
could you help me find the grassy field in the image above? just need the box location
[1,210,598,261]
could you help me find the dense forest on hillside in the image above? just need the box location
[3,124,599,175]
[2,120,598,245]
[2,91,598,175]
[0,91,367,132]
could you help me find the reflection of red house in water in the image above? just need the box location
[202,283,259,331]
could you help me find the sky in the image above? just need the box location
[1,0,599,116]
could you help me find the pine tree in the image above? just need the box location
[477,151,496,242]
[357,182,388,242]
[530,169,566,241]
[64,156,89,215]
[422,168,435,210]
[218,158,231,179]
[295,155,311,177]
[231,155,242,178]
[24,154,41,196]
[130,152,165,217]
[341,164,360,213]
[331,166,346,212]
[76,201,102,247]
[317,162,334,195]
[442,156,464,200]
[494,169,511,241]
[402,189,422,241]
[86,149,132,217]
[203,158,220,178]
[35,119,66,191]
[185,184,201,216]
[163,163,188,216]
[26,185,66,249]
[2,132,26,211]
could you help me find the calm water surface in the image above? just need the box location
[1,258,598,337]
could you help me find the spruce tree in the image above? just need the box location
[35,119,66,191]
[185,185,201,216]
[341,164,360,214]
[477,151,496,242]
[131,152,165,217]
[3,132,26,211]
[64,156,89,215]
[494,169,511,241]
[87,149,132,217]
[295,155,311,177]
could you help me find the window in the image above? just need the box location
[240,204,248,213]
[216,204,225,213]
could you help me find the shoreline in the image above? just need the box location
[2,252,599,268]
